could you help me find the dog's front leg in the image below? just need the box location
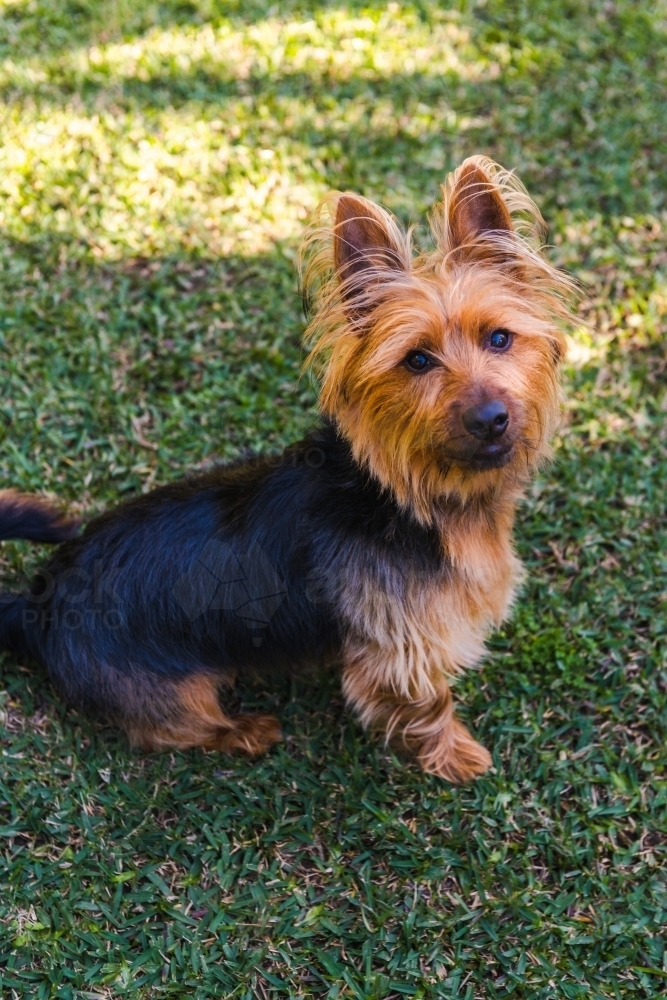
[342,649,491,783]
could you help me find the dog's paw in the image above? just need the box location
[215,712,283,757]
[416,717,492,783]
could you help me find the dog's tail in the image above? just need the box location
[0,490,78,661]
[0,489,79,543]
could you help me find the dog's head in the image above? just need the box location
[301,156,574,522]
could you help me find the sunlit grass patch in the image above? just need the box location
[0,6,503,257]
[0,0,663,262]
[58,10,489,84]
[0,105,318,256]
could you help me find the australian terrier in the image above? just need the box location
[0,157,573,782]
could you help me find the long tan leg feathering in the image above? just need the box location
[342,657,491,783]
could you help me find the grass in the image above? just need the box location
[0,0,666,996]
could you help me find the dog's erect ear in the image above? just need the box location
[448,162,515,263]
[334,195,405,305]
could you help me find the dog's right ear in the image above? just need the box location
[333,195,407,312]
[447,161,515,265]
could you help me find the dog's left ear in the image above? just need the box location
[334,194,406,313]
[447,161,516,266]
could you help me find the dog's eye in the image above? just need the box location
[487,329,513,352]
[404,350,433,373]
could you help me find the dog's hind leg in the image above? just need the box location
[342,655,491,783]
[122,672,283,756]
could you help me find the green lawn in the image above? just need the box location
[0,1,666,997]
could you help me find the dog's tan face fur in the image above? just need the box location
[302,157,571,523]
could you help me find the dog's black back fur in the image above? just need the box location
[0,423,444,723]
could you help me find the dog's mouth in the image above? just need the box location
[438,440,515,472]
[467,442,514,471]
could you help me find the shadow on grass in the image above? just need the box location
[0,233,319,507]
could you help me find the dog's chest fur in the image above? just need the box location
[337,501,523,698]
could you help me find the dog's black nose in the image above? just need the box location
[462,400,509,441]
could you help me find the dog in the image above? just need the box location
[0,157,573,782]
